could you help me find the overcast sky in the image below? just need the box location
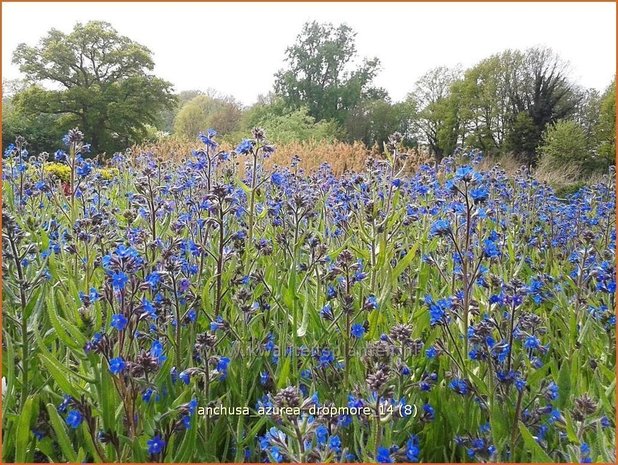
[2,2,616,105]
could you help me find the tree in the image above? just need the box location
[407,66,463,162]
[173,93,243,139]
[572,87,601,140]
[345,98,415,149]
[506,48,578,162]
[539,120,590,168]
[12,21,175,154]
[158,89,206,134]
[2,97,65,154]
[596,79,616,167]
[274,21,383,124]
[458,53,521,153]
[457,48,578,163]
[242,96,340,144]
[503,112,539,167]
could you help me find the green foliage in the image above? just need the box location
[504,112,541,167]
[274,21,383,125]
[252,107,340,144]
[407,66,462,161]
[241,96,340,144]
[345,99,415,149]
[456,48,578,163]
[539,119,591,168]
[173,93,243,139]
[596,80,616,166]
[2,97,65,154]
[12,21,176,154]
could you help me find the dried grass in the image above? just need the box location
[132,137,433,176]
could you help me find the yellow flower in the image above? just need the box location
[43,162,71,182]
[98,167,119,180]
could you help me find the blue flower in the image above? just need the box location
[150,340,166,364]
[235,139,254,155]
[65,409,82,429]
[470,185,489,203]
[422,403,435,421]
[364,295,378,310]
[405,435,420,462]
[111,314,128,331]
[320,303,334,320]
[145,272,161,288]
[271,172,285,187]
[425,346,438,358]
[426,296,452,326]
[316,424,328,445]
[109,357,126,375]
[179,370,191,384]
[142,387,154,402]
[351,323,366,338]
[147,434,166,454]
[198,130,218,148]
[376,446,394,463]
[217,356,230,380]
[449,378,469,395]
[210,316,226,331]
[483,239,501,258]
[110,271,129,290]
[430,219,451,237]
[454,165,481,183]
[523,335,541,350]
[318,349,334,367]
[76,162,92,177]
[329,434,342,453]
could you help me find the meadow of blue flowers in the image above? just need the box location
[2,128,616,463]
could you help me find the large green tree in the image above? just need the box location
[274,21,384,125]
[173,93,243,139]
[12,21,175,154]
[407,66,463,161]
[345,98,415,149]
[452,48,578,164]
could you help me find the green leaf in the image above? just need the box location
[518,421,553,462]
[38,352,85,399]
[277,356,291,389]
[46,403,78,462]
[297,294,309,337]
[391,242,419,279]
[46,293,82,349]
[15,395,35,462]
[556,357,571,409]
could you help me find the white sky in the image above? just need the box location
[2,2,616,105]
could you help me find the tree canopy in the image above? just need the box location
[12,21,175,153]
[274,21,384,124]
[174,93,243,139]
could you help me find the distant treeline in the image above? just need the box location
[3,21,615,173]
